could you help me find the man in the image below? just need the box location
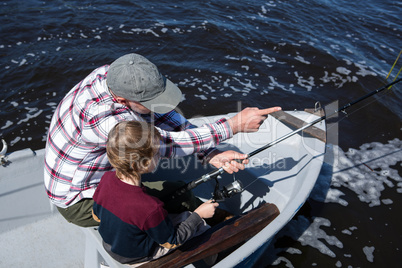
[44,53,281,227]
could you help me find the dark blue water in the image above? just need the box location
[1,0,401,267]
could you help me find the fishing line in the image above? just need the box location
[392,67,402,83]
[385,49,402,80]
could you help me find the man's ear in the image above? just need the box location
[115,96,129,106]
[109,88,128,106]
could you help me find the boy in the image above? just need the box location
[92,121,218,265]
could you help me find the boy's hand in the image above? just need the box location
[194,200,219,219]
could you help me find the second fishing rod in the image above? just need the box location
[169,78,402,201]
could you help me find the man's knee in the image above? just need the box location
[56,199,100,227]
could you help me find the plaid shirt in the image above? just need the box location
[44,65,232,208]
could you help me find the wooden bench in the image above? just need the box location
[83,203,279,268]
[140,203,279,268]
[270,109,326,143]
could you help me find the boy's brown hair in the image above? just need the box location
[106,121,161,180]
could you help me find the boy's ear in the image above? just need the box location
[138,159,151,173]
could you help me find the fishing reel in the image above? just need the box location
[0,139,8,166]
[213,176,243,202]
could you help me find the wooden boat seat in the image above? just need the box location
[140,203,280,268]
[270,109,326,143]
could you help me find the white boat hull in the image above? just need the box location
[0,110,326,267]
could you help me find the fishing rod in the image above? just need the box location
[169,78,402,201]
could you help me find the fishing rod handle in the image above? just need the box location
[170,167,224,200]
[172,181,198,198]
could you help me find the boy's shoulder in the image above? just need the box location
[96,171,117,187]
[96,172,164,212]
